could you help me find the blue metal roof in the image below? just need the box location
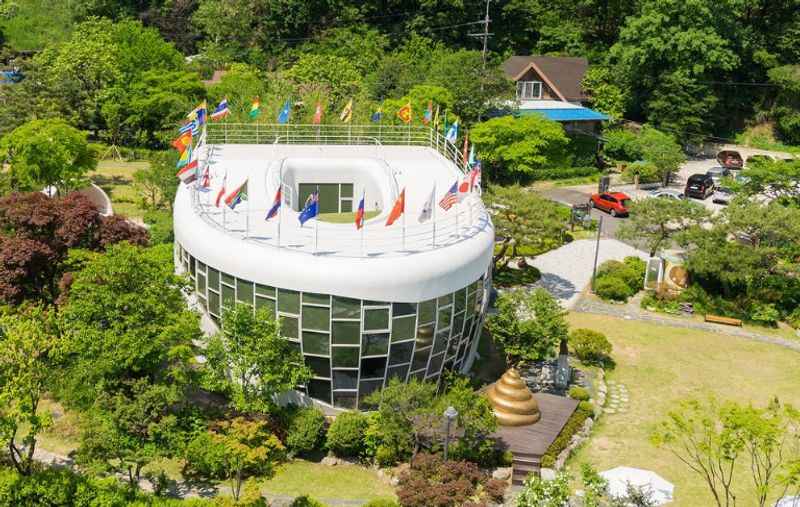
[519,107,608,122]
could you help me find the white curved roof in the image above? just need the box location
[174,143,494,302]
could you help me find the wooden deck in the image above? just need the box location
[493,392,579,456]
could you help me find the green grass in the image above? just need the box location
[566,313,800,507]
[260,460,396,502]
[90,159,150,219]
[0,0,75,51]
[318,210,380,224]
[735,124,800,155]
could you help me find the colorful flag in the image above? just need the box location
[199,165,211,191]
[339,99,353,123]
[179,120,199,137]
[210,98,230,120]
[355,192,365,230]
[457,178,470,201]
[171,131,192,152]
[470,161,482,190]
[461,131,469,164]
[215,174,227,207]
[249,98,261,119]
[176,164,197,184]
[196,101,207,125]
[176,144,192,168]
[370,107,383,123]
[445,119,459,143]
[385,188,405,226]
[419,185,435,223]
[439,182,458,210]
[298,190,319,225]
[266,188,282,220]
[396,103,412,124]
[312,102,323,125]
[422,100,433,125]
[225,180,248,209]
[277,100,291,124]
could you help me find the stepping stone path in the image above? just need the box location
[603,380,630,415]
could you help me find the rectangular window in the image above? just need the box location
[332,321,360,345]
[391,315,416,342]
[437,293,453,307]
[306,356,331,378]
[255,283,275,297]
[454,288,466,313]
[332,346,360,368]
[418,299,436,324]
[208,267,220,291]
[302,331,330,356]
[427,353,444,377]
[389,341,414,366]
[221,284,235,309]
[360,357,387,380]
[278,289,300,314]
[386,363,410,385]
[437,306,452,331]
[364,308,389,331]
[255,296,276,318]
[411,346,431,371]
[333,369,358,390]
[197,273,206,295]
[358,380,383,409]
[221,272,235,286]
[361,332,390,357]
[333,391,357,409]
[516,80,542,100]
[332,297,360,319]
[302,305,331,332]
[308,379,332,405]
[208,290,220,316]
[281,315,299,339]
[303,293,330,306]
[236,278,254,305]
[392,302,416,317]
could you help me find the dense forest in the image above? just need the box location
[1,0,799,147]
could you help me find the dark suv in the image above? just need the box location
[685,173,715,199]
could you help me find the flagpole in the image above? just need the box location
[402,195,406,251]
[277,165,282,248]
[432,181,437,248]
[314,185,319,254]
[246,189,250,238]
[360,191,365,257]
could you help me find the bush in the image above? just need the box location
[397,453,488,507]
[604,128,642,162]
[568,386,590,401]
[326,411,369,458]
[749,303,780,326]
[484,478,508,503]
[594,258,644,302]
[541,403,593,467]
[621,161,660,183]
[569,328,613,364]
[578,400,594,414]
[143,210,174,244]
[374,445,400,468]
[183,431,228,480]
[362,500,400,507]
[789,307,800,329]
[594,275,633,302]
[284,407,326,456]
[290,496,327,507]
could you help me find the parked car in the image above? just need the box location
[648,189,686,200]
[685,173,715,199]
[717,150,743,170]
[589,192,632,217]
[706,166,731,186]
[712,187,734,205]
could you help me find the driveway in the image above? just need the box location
[536,186,626,239]
[529,238,648,309]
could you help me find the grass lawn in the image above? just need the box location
[318,210,380,224]
[90,159,150,219]
[0,0,75,51]
[260,460,396,502]
[566,313,800,507]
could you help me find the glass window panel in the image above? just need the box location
[332,321,360,345]
[452,312,465,336]
[333,369,358,390]
[303,293,330,306]
[447,336,459,356]
[360,357,387,379]
[364,308,389,331]
[362,300,388,307]
[433,330,449,355]
[333,391,357,409]
[221,272,234,285]
[302,305,330,331]
[416,323,434,348]
[437,293,453,307]
[281,316,299,339]
[358,380,383,409]
[427,353,444,376]
[332,296,360,319]
[255,296,276,318]
[221,284,235,309]
[454,288,466,312]
[197,273,206,294]
[391,315,416,342]
[466,291,474,314]
[418,299,436,324]
[306,356,330,378]
[340,200,352,213]
[442,359,455,374]
[386,364,410,385]
[208,290,220,316]
[189,257,196,277]
[332,346,359,368]
[278,289,300,314]
[197,261,207,274]
[308,379,331,405]
[197,295,207,311]
[411,346,431,371]
[207,267,220,291]
[288,340,301,356]
[340,183,354,198]
[302,331,329,356]
[236,278,254,304]
[437,306,452,331]
[361,333,389,357]
[392,302,416,317]
[409,369,426,382]
[255,284,275,297]
[389,341,414,366]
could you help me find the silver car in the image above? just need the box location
[648,189,686,200]
[712,187,734,205]
[706,166,731,186]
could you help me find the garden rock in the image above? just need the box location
[492,467,512,481]
[540,468,557,481]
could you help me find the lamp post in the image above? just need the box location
[443,406,458,461]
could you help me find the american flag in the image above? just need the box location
[439,182,458,211]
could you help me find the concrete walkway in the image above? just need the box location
[529,239,648,309]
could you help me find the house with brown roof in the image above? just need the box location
[502,55,607,128]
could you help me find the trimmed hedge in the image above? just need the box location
[594,257,645,302]
[568,386,590,401]
[569,328,612,364]
[540,404,593,468]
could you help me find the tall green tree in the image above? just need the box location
[133,152,180,212]
[618,198,710,257]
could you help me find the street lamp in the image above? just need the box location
[443,406,458,461]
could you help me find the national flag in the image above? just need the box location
[461,131,469,164]
[176,149,198,183]
[199,165,211,191]
[355,192,365,230]
[419,186,435,223]
[370,107,383,123]
[179,120,199,137]
[422,101,433,125]
[439,182,458,211]
[339,99,353,123]
[196,101,207,125]
[445,119,459,143]
[385,188,405,226]
[312,102,323,125]
[210,98,230,120]
[468,144,476,166]
[171,131,192,152]
[215,174,227,207]
[277,99,291,124]
[249,98,261,119]
[457,178,470,201]
[266,188,282,220]
[225,180,248,210]
[298,190,319,225]
[176,144,192,168]
[397,103,412,124]
[470,161,482,190]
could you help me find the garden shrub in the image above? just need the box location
[284,407,326,456]
[143,210,174,245]
[603,128,642,162]
[568,386,590,401]
[397,453,489,507]
[569,328,612,364]
[788,307,800,329]
[540,404,593,468]
[594,257,645,302]
[362,499,400,507]
[484,478,508,503]
[578,400,594,414]
[621,161,660,183]
[326,411,369,457]
[748,303,780,326]
[183,431,228,480]
[374,445,400,467]
[290,495,327,507]
[594,275,633,302]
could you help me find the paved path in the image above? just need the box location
[528,239,648,309]
[574,295,800,353]
[537,187,625,239]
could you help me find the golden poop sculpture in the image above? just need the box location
[487,368,541,426]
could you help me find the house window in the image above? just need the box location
[517,81,542,100]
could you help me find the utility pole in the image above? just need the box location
[468,0,492,121]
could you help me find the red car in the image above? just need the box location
[589,192,631,217]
